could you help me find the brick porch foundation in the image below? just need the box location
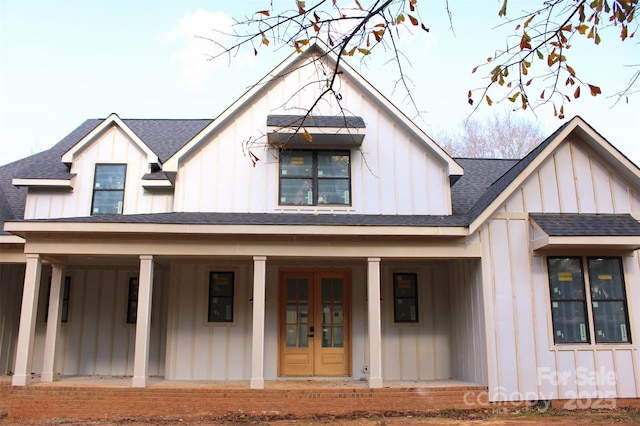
[1,379,489,422]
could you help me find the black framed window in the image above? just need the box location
[45,276,71,323]
[279,150,351,206]
[91,164,126,215]
[548,256,631,345]
[208,272,234,323]
[393,273,418,323]
[126,277,139,324]
[588,257,631,344]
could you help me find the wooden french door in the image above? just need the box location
[279,270,351,376]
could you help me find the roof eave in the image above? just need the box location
[4,220,470,238]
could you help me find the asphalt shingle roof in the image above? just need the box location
[22,211,468,227]
[267,115,366,128]
[2,116,637,234]
[530,213,640,236]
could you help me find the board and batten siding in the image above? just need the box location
[28,265,169,377]
[380,262,452,380]
[165,261,253,380]
[481,139,640,401]
[24,126,174,220]
[449,259,489,385]
[0,264,24,375]
[174,55,451,216]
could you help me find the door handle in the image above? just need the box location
[308,325,314,337]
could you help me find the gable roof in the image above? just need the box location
[161,42,464,178]
[467,116,640,232]
[0,118,209,233]
[60,114,212,166]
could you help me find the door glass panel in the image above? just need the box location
[298,325,308,347]
[333,327,344,348]
[333,303,343,324]
[286,325,297,347]
[323,303,332,323]
[321,279,332,300]
[285,278,309,348]
[322,327,331,347]
[287,279,297,300]
[320,278,344,348]
[299,305,308,323]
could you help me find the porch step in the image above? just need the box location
[5,383,489,421]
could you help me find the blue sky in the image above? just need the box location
[1,0,638,166]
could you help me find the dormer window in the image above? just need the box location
[279,150,351,206]
[91,164,126,215]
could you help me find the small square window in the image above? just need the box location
[208,272,234,323]
[393,273,418,323]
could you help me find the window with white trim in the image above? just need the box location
[548,256,631,344]
[91,164,126,214]
[279,150,351,206]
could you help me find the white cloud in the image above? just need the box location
[161,8,257,89]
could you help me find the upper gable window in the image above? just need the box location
[91,164,126,215]
[279,150,351,206]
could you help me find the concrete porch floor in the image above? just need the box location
[1,375,490,422]
[2,374,481,389]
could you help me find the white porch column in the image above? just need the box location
[132,255,154,388]
[41,263,65,382]
[250,256,267,389]
[367,257,383,388]
[12,254,42,386]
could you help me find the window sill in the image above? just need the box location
[275,206,356,213]
[551,342,634,351]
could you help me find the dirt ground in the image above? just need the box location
[3,408,640,425]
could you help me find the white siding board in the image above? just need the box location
[489,220,519,399]
[531,255,558,398]
[505,189,525,213]
[594,350,616,397]
[571,143,597,212]
[508,219,538,396]
[576,350,597,397]
[410,146,427,214]
[591,158,614,213]
[538,160,561,212]
[553,145,579,212]
[95,271,116,375]
[556,351,578,397]
[433,266,451,379]
[611,175,632,213]
[614,350,636,397]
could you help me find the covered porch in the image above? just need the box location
[3,221,488,393]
